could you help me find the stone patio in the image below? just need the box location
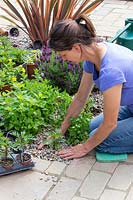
[0,0,133,200]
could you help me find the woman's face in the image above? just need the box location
[58,44,82,63]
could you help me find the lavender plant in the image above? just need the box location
[39,46,83,95]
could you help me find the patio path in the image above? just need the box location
[0,0,133,200]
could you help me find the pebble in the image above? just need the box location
[44,172,49,175]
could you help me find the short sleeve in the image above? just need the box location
[99,67,126,91]
[83,61,94,74]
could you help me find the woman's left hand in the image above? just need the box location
[58,144,89,160]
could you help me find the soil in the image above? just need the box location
[0,157,14,168]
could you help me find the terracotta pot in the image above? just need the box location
[0,157,14,170]
[16,153,32,165]
[0,84,11,93]
[26,64,37,79]
[0,28,8,36]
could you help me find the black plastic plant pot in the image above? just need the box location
[0,157,14,170]
[0,154,35,176]
[33,40,43,49]
[9,27,19,37]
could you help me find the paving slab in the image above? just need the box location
[79,170,111,199]
[108,164,133,190]
[0,170,53,200]
[99,189,126,200]
[72,197,90,200]
[45,176,81,200]
[64,156,95,180]
[125,187,133,200]
[32,157,51,173]
[46,160,66,175]
[92,161,119,173]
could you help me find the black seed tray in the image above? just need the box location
[0,155,35,176]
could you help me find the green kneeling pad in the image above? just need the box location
[96,151,128,162]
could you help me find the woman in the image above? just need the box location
[49,14,133,160]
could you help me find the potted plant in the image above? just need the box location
[12,131,34,165]
[0,36,28,66]
[0,131,14,169]
[0,87,44,165]
[0,62,26,92]
[24,50,41,79]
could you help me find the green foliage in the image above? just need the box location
[0,90,44,135]
[0,0,103,44]
[66,99,93,145]
[0,65,94,148]
[24,50,41,64]
[11,131,34,153]
[0,62,26,87]
[0,131,12,158]
[44,129,63,150]
[0,36,29,66]
[40,50,83,95]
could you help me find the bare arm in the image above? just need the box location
[84,83,122,151]
[59,83,123,159]
[61,71,94,134]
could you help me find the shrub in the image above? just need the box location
[66,100,93,145]
[0,36,29,66]
[40,48,83,95]
[0,0,103,45]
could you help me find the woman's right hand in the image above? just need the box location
[60,119,71,135]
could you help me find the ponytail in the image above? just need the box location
[75,14,96,38]
[49,14,97,51]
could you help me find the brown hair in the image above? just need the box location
[49,14,96,51]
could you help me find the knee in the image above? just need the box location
[89,113,103,132]
[96,144,108,152]
[89,129,96,137]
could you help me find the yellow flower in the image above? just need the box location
[12,77,17,82]
[21,68,26,73]
[31,50,37,53]
[8,58,12,62]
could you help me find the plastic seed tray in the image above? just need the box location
[0,154,35,176]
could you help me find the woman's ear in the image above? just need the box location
[72,44,81,52]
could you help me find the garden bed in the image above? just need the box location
[0,28,105,163]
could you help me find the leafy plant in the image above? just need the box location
[24,50,41,65]
[66,99,94,145]
[11,131,34,162]
[40,50,83,95]
[0,36,29,66]
[0,89,44,136]
[0,131,12,159]
[44,129,63,150]
[0,0,103,44]
[0,63,26,88]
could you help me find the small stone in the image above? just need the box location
[44,171,48,175]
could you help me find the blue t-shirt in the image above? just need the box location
[83,42,133,112]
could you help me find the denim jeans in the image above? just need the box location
[89,106,133,153]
